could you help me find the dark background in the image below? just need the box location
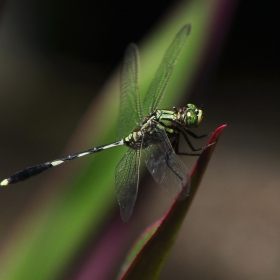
[0,0,279,279]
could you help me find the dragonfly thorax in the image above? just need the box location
[124,104,203,150]
[150,104,203,135]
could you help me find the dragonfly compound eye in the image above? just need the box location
[184,106,203,128]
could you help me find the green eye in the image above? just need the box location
[186,104,197,110]
[184,104,203,127]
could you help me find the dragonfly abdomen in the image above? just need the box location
[2,163,53,184]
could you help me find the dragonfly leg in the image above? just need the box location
[173,131,215,156]
[185,129,212,139]
[165,148,190,196]
[165,149,184,185]
[172,134,202,156]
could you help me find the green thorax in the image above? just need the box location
[124,104,203,148]
[156,103,203,135]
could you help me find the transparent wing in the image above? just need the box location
[142,24,191,116]
[143,127,189,197]
[115,147,141,222]
[116,44,143,140]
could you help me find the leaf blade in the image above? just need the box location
[120,125,227,280]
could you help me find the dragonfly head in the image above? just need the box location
[185,104,203,128]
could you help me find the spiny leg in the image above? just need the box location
[184,130,215,150]
[143,127,189,198]
[172,131,213,156]
[1,140,124,186]
[185,129,211,139]
[165,148,190,196]
[165,149,184,184]
[172,134,202,156]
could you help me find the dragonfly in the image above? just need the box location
[1,24,210,222]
